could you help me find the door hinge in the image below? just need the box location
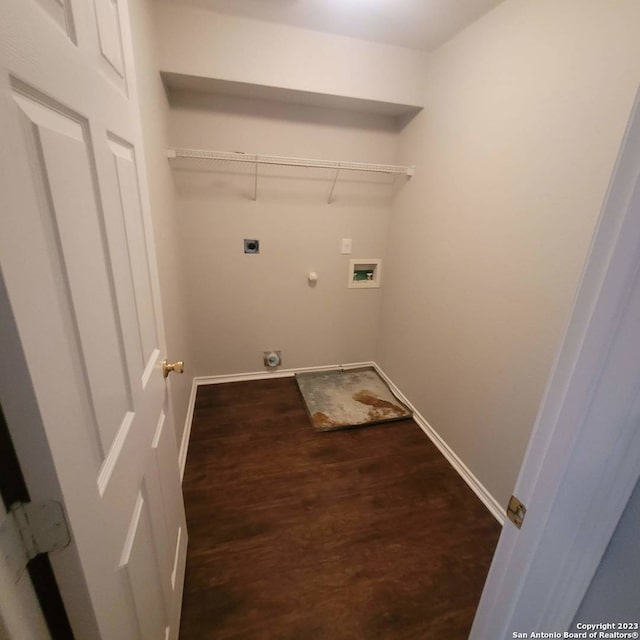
[507,494,527,529]
[0,500,71,582]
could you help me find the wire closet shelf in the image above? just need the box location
[167,147,415,203]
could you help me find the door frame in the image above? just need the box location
[0,401,73,639]
[0,271,101,639]
[471,87,640,636]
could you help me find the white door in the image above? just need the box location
[0,0,187,638]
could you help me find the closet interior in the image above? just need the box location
[142,0,640,516]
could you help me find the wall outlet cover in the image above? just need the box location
[244,239,260,254]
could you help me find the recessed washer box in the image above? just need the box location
[348,259,381,288]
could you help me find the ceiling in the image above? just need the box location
[166,0,505,52]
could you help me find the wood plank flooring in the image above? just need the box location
[180,378,501,639]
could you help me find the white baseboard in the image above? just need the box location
[192,361,375,386]
[178,377,198,481]
[373,363,505,524]
[179,360,506,525]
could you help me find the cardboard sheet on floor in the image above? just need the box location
[295,367,412,432]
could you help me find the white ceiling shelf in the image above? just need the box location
[161,73,424,119]
[167,147,414,204]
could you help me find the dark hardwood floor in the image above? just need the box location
[180,378,501,639]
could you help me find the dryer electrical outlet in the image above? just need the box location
[244,239,260,254]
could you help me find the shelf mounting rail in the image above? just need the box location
[167,147,414,203]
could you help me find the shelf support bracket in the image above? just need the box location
[328,167,341,204]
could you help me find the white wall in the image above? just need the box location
[128,0,195,445]
[168,90,399,376]
[377,0,640,507]
[154,1,427,111]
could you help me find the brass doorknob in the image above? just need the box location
[162,360,184,378]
